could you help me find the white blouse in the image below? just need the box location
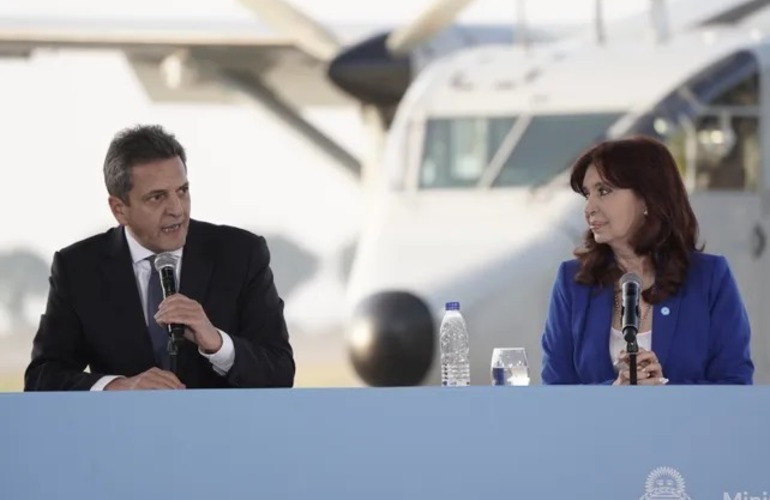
[610,327,652,370]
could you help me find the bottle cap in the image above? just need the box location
[445,301,460,311]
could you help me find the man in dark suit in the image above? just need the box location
[25,125,295,390]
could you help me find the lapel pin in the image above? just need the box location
[661,306,670,316]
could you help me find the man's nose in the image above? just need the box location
[165,193,184,215]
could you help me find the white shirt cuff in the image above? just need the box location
[199,329,235,376]
[90,375,124,391]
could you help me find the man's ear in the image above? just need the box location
[108,196,129,225]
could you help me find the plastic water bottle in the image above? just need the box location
[439,301,470,386]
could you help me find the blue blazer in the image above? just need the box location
[540,252,753,384]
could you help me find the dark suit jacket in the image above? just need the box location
[540,252,753,385]
[25,219,295,390]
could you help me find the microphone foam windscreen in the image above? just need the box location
[154,252,178,272]
[620,272,642,288]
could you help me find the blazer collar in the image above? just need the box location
[104,221,213,305]
[651,291,682,369]
[100,221,214,371]
[101,226,155,367]
[178,220,213,305]
[602,252,682,367]
[583,285,616,377]
[583,280,683,375]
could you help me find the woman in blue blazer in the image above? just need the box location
[540,136,753,385]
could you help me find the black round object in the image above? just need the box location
[347,291,435,386]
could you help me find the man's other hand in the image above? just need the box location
[104,367,185,390]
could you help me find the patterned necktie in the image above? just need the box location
[146,255,170,370]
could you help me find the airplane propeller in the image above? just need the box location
[240,0,476,61]
[385,0,477,56]
[238,0,478,108]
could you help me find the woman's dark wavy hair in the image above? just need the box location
[569,135,702,303]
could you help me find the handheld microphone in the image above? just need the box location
[620,272,641,343]
[153,253,185,341]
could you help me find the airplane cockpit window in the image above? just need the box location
[692,114,759,191]
[418,114,619,189]
[420,117,515,188]
[491,113,622,188]
[629,51,761,192]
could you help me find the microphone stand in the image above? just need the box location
[624,330,639,385]
[620,282,641,385]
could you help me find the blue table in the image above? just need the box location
[1,387,768,499]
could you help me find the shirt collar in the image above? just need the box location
[124,226,183,265]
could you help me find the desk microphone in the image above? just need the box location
[154,252,184,374]
[620,272,641,342]
[620,272,642,385]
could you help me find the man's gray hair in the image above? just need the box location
[103,124,187,202]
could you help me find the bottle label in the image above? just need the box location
[492,366,506,386]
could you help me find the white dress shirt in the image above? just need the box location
[91,227,235,390]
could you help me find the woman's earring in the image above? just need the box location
[643,208,648,216]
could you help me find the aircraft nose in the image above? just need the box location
[347,291,435,386]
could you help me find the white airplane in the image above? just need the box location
[342,0,770,386]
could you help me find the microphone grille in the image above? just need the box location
[154,252,178,272]
[619,272,642,288]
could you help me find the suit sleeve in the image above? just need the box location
[24,251,104,391]
[540,262,581,384]
[686,256,754,384]
[225,236,295,388]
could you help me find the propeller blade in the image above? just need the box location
[239,0,340,61]
[385,0,477,56]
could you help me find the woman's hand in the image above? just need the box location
[613,348,668,385]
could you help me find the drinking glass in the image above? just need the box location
[490,347,530,386]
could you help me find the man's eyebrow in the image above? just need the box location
[142,189,168,199]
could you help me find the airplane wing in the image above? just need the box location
[0,0,483,108]
[0,17,353,106]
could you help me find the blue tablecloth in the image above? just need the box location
[1,386,767,499]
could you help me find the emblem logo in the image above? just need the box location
[640,466,692,500]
